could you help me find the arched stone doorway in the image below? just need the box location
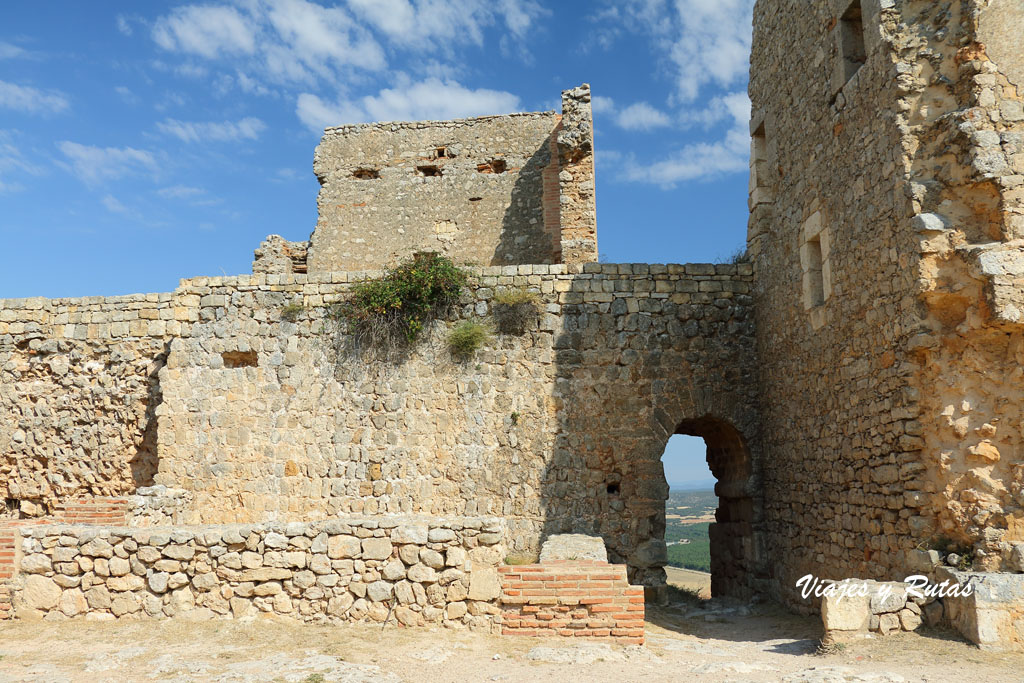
[627,415,761,601]
[675,417,756,599]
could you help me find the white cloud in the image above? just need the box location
[158,185,205,199]
[296,78,520,131]
[149,0,542,96]
[156,116,267,143]
[0,80,69,114]
[347,0,544,46]
[607,0,754,103]
[57,141,157,186]
[0,41,27,59]
[116,15,133,36]
[0,131,41,193]
[151,0,385,87]
[102,194,133,215]
[615,101,671,131]
[591,95,617,114]
[620,92,750,187]
[153,5,257,59]
[114,86,140,105]
[264,0,386,78]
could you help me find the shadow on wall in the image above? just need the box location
[537,273,768,600]
[492,131,559,266]
[128,342,169,489]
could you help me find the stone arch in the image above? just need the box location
[673,416,758,599]
[614,405,764,601]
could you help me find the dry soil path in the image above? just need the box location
[1,599,1022,682]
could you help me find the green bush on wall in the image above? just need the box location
[331,252,468,352]
[491,288,540,334]
[448,321,490,359]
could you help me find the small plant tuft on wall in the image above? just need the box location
[448,321,489,360]
[280,302,305,322]
[491,288,540,334]
[331,252,468,354]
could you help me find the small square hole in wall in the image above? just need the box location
[222,350,258,368]
[434,146,452,159]
[417,165,442,177]
[476,159,507,174]
[839,0,867,83]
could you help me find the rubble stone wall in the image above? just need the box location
[0,264,758,596]
[749,0,933,606]
[0,294,173,514]
[6,516,506,626]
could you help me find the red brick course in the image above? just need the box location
[499,560,645,645]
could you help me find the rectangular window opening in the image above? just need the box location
[840,0,866,83]
[417,165,442,177]
[352,168,380,180]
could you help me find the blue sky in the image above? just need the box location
[1,0,754,486]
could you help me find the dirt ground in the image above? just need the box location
[1,598,1022,682]
[665,566,713,599]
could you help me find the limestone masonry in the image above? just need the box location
[2,0,1024,651]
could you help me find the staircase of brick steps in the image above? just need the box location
[499,559,646,644]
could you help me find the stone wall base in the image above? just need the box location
[938,568,1024,651]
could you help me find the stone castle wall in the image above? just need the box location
[750,0,1024,610]
[1,263,758,597]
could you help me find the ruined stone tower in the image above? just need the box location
[749,0,1024,623]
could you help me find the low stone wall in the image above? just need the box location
[5,516,506,628]
[938,569,1024,651]
[498,561,645,644]
[821,580,930,643]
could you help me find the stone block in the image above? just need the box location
[539,534,608,563]
[822,592,870,632]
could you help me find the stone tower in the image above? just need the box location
[749,0,1024,611]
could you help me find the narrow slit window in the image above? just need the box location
[806,236,825,307]
[750,122,773,205]
[839,0,866,83]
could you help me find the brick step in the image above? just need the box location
[499,561,645,644]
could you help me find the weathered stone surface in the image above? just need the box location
[467,568,500,601]
[361,538,393,561]
[327,536,361,559]
[822,593,870,632]
[22,576,61,610]
[539,534,608,563]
